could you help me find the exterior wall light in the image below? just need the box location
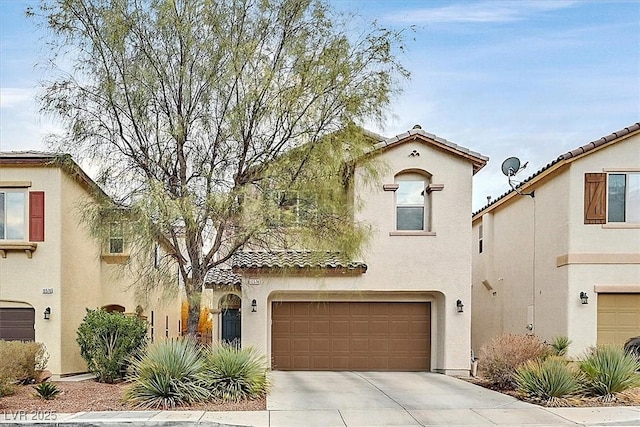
[456,299,464,313]
[44,307,51,320]
[251,299,257,312]
[580,292,589,305]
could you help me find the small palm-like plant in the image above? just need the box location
[515,356,582,406]
[124,338,209,409]
[579,345,640,402]
[202,343,269,402]
[550,336,572,357]
[33,382,60,400]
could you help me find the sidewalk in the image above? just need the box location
[2,406,640,426]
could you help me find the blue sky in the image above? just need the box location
[1,0,639,210]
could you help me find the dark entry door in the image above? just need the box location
[0,308,35,341]
[222,308,241,344]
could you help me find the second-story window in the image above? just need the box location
[109,223,124,253]
[478,224,483,253]
[0,191,25,240]
[267,190,317,227]
[608,173,640,223]
[396,180,426,231]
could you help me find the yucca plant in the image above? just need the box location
[579,345,640,402]
[550,336,572,357]
[124,338,210,409]
[515,356,582,406]
[33,382,60,400]
[202,343,269,402]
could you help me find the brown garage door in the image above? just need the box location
[597,294,640,346]
[272,302,430,371]
[0,308,35,341]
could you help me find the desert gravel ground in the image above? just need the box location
[0,381,266,413]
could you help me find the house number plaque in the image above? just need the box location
[42,288,54,294]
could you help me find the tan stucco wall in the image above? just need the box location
[0,165,64,373]
[471,167,570,355]
[60,170,102,374]
[472,132,640,358]
[205,139,477,374]
[1,163,182,376]
[564,133,640,354]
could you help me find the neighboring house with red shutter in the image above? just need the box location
[471,123,640,358]
[203,127,488,374]
[0,152,181,377]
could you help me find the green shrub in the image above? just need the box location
[579,345,640,401]
[480,333,551,390]
[515,356,582,405]
[76,309,147,383]
[33,382,60,400]
[0,340,49,395]
[124,338,210,409]
[550,336,572,357]
[202,343,269,402]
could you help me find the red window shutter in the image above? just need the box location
[29,191,45,241]
[584,173,606,224]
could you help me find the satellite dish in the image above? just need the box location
[501,157,521,177]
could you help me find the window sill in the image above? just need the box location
[602,223,640,229]
[389,231,436,236]
[0,241,38,258]
[101,254,130,264]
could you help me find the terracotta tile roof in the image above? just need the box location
[558,122,640,160]
[473,122,640,218]
[232,250,367,271]
[204,269,242,287]
[204,251,367,286]
[365,126,488,174]
[0,151,63,159]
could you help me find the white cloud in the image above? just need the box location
[385,0,578,24]
[0,87,36,109]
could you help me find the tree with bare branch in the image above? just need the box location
[31,0,409,335]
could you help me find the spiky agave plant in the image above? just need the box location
[124,338,209,409]
[515,356,582,406]
[550,336,572,357]
[201,343,269,402]
[579,345,640,402]
[33,382,60,400]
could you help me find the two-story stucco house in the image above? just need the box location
[204,127,488,374]
[0,152,181,377]
[472,123,640,358]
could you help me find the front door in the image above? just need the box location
[222,308,241,345]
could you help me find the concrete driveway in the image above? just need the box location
[264,371,640,426]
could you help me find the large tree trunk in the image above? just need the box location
[184,277,203,337]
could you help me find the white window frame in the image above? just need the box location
[109,222,125,254]
[607,172,640,224]
[0,189,27,240]
[394,172,431,232]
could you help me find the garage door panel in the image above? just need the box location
[272,302,431,371]
[598,294,640,346]
[330,303,350,316]
[292,338,310,352]
[351,321,369,334]
[370,339,389,352]
[330,320,349,334]
[0,308,35,342]
[331,338,349,352]
[291,304,310,316]
[312,320,330,334]
[292,320,310,334]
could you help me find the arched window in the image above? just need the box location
[395,172,431,231]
